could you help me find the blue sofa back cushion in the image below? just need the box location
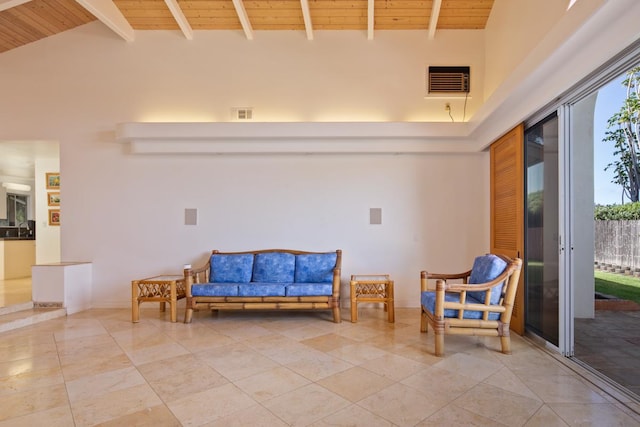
[468,254,508,305]
[192,283,239,297]
[294,253,337,283]
[286,283,333,297]
[421,291,500,321]
[210,254,254,283]
[253,252,295,283]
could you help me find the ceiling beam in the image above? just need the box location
[164,0,193,40]
[428,0,442,40]
[0,0,30,12]
[74,0,134,42]
[231,0,253,40]
[300,0,313,40]
[367,0,374,40]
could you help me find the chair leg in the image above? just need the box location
[500,336,512,355]
[333,306,341,323]
[434,332,444,357]
[420,310,428,333]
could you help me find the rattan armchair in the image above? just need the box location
[420,254,522,356]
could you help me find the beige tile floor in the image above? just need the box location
[0,277,32,308]
[1,306,640,426]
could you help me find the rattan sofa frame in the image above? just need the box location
[183,248,342,323]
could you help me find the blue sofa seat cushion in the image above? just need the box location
[253,252,295,283]
[192,283,239,297]
[468,254,508,305]
[210,254,254,283]
[421,291,500,321]
[238,283,286,297]
[286,283,333,297]
[294,253,337,283]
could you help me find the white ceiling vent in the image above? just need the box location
[231,107,253,121]
[427,66,470,93]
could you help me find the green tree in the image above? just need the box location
[603,67,640,203]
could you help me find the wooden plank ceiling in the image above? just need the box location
[0,0,494,53]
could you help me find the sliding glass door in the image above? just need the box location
[525,113,560,347]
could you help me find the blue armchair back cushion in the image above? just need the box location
[468,254,508,304]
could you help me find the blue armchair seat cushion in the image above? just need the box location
[192,283,239,297]
[285,283,333,297]
[468,254,508,305]
[238,283,286,297]
[253,252,295,283]
[421,291,500,321]
[210,254,254,283]
[294,253,337,283]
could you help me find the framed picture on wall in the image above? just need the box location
[47,192,60,206]
[48,209,60,226]
[46,172,60,189]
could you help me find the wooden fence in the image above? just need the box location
[594,220,640,272]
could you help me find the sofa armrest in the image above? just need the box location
[183,262,210,297]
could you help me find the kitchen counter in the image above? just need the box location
[0,239,36,279]
[0,237,36,241]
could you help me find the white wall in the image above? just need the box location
[35,155,61,264]
[0,26,490,308]
[483,0,570,100]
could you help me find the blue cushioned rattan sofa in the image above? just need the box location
[183,249,342,323]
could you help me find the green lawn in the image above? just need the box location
[594,270,640,304]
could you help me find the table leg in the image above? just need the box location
[131,281,140,323]
[388,281,395,323]
[170,281,177,323]
[350,281,358,323]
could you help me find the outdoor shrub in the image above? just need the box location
[594,202,640,220]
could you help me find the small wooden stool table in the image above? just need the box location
[350,274,395,323]
[131,275,186,323]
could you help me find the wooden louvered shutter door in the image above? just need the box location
[490,124,525,335]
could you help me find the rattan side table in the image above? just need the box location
[131,275,186,323]
[350,274,395,323]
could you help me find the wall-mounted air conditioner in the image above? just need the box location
[427,66,470,93]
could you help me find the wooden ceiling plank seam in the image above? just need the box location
[54,0,97,21]
[373,0,429,6]
[163,0,193,39]
[45,0,96,26]
[74,0,135,41]
[246,7,302,17]
[299,0,312,40]
[35,0,83,28]
[6,7,59,36]
[311,0,367,8]
[182,9,238,17]
[427,0,440,39]
[116,1,172,10]
[0,13,43,42]
[441,0,492,7]
[231,0,253,39]
[250,15,304,24]
[0,0,30,13]
[50,1,96,27]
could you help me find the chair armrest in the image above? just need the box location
[420,269,472,292]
